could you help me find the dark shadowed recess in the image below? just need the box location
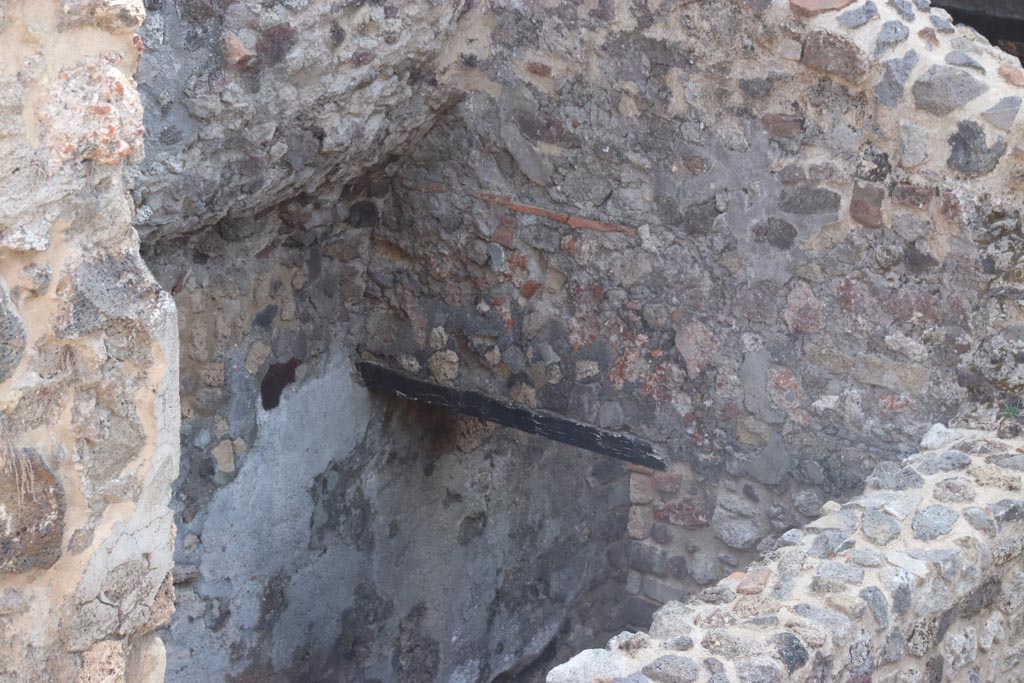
[932,0,1024,53]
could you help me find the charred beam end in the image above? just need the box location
[357,361,669,471]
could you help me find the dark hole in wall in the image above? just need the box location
[260,358,302,410]
[346,200,379,228]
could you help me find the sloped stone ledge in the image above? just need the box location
[549,425,1024,683]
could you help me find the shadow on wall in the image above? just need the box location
[151,302,631,683]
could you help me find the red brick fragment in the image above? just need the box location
[801,30,869,83]
[654,501,708,528]
[653,472,683,494]
[737,568,771,595]
[762,114,805,139]
[892,183,934,210]
[470,191,637,236]
[526,62,553,77]
[492,227,515,248]
[520,280,541,299]
[850,180,885,228]
[999,64,1024,88]
[224,32,254,67]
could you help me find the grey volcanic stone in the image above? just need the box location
[916,450,971,475]
[875,50,919,107]
[740,78,774,98]
[933,477,975,503]
[667,555,689,579]
[812,560,864,592]
[775,529,804,548]
[801,30,869,83]
[866,462,925,490]
[736,656,783,683]
[838,1,879,27]
[610,674,649,683]
[875,21,909,55]
[700,586,737,605]
[963,507,997,534]
[899,120,929,167]
[818,560,864,583]
[948,121,1007,176]
[667,635,694,651]
[794,490,824,517]
[0,285,24,383]
[849,548,883,566]
[987,499,1024,526]
[628,541,669,576]
[641,654,700,683]
[981,97,1022,131]
[862,509,901,545]
[771,632,809,673]
[792,603,852,639]
[930,13,955,32]
[945,51,985,73]
[691,554,720,586]
[752,218,798,250]
[912,504,959,540]
[644,576,687,604]
[888,0,915,20]
[713,516,761,551]
[888,572,913,615]
[808,529,853,558]
[744,436,793,486]
[912,65,987,116]
[779,186,842,215]
[908,548,963,579]
[879,630,906,665]
[860,586,889,628]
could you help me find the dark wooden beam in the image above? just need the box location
[358,361,669,470]
[932,1,1024,43]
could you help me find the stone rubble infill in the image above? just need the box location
[548,426,1024,683]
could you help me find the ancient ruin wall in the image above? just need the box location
[550,426,1024,683]
[2,0,1023,681]
[140,193,630,682]
[0,1,178,681]
[363,0,1024,619]
[127,2,649,679]
[132,0,470,239]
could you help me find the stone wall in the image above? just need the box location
[132,0,469,239]
[549,425,1024,683]
[0,1,178,681]
[140,191,631,682]
[3,0,1024,681]
[361,0,1024,619]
